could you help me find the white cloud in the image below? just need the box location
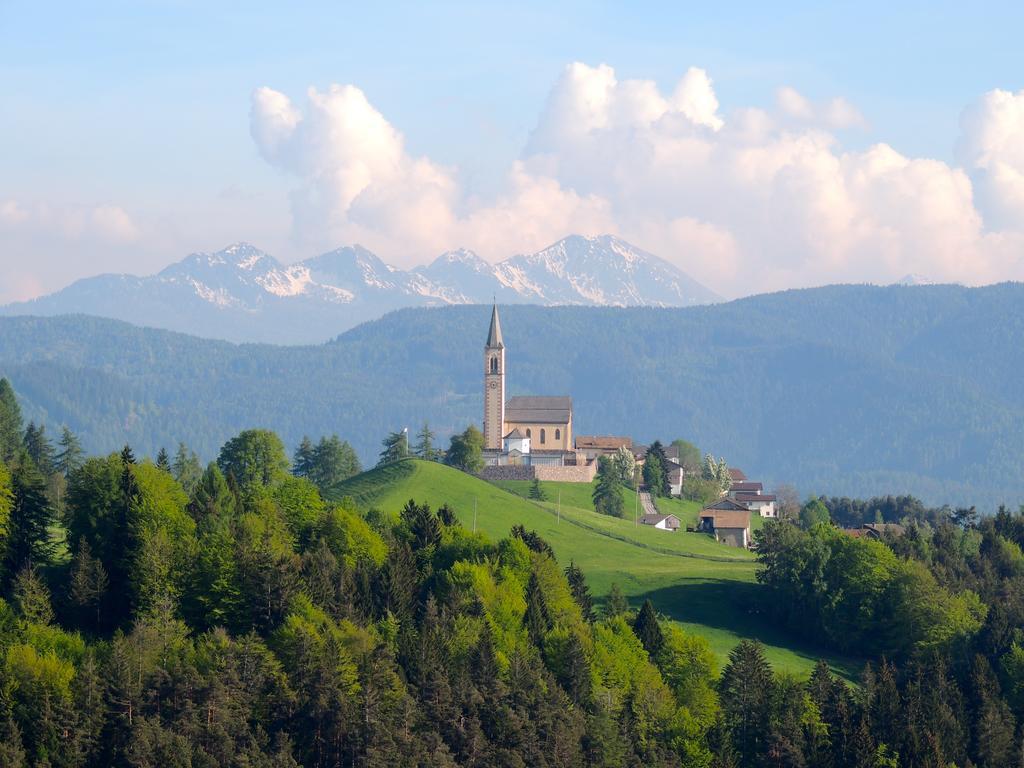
[777,86,866,129]
[957,88,1024,231]
[249,65,1024,294]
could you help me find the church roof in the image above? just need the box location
[486,304,504,348]
[505,396,572,424]
[504,428,527,440]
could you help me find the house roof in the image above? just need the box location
[503,428,527,440]
[705,510,751,529]
[702,498,748,512]
[575,435,632,450]
[505,396,572,424]
[728,468,747,482]
[730,481,763,493]
[486,304,504,348]
[641,514,679,526]
[863,522,906,536]
[735,493,776,503]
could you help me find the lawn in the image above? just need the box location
[330,460,861,679]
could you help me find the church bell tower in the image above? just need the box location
[483,303,505,451]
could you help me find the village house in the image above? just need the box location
[640,513,681,531]
[727,480,778,517]
[698,498,752,548]
[574,435,633,462]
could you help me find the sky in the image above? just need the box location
[1,1,1023,302]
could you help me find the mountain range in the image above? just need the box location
[2,283,1023,509]
[1,234,720,343]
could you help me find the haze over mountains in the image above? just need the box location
[0,234,720,344]
[2,283,1022,509]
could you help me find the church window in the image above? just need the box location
[555,428,561,441]
[526,429,531,438]
[490,356,499,374]
[540,429,546,444]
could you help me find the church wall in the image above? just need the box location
[503,420,572,451]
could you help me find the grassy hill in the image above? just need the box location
[329,459,860,678]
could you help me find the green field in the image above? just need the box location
[330,459,860,678]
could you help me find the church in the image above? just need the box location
[482,304,580,468]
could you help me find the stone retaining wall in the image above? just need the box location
[478,463,597,483]
[534,464,597,483]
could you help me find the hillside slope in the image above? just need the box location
[1,283,1022,506]
[329,459,857,676]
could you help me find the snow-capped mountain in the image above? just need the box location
[1,235,721,344]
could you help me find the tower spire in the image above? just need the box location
[486,303,504,348]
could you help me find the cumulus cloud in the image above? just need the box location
[957,88,1024,231]
[776,86,867,129]
[251,65,1024,293]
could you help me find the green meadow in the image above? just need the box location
[330,459,860,678]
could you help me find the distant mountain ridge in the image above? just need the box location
[1,283,1023,508]
[1,235,720,343]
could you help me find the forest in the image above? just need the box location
[4,374,1024,766]
[2,281,1024,506]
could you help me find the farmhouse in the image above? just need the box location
[699,498,752,548]
[640,513,681,531]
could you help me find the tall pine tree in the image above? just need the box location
[4,455,54,577]
[0,378,23,463]
[54,426,84,478]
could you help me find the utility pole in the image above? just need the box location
[557,490,561,524]
[473,497,478,533]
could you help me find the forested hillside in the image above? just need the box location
[3,417,1024,765]
[1,282,1023,506]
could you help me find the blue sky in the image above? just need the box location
[2,1,1023,300]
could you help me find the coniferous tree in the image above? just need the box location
[3,454,54,576]
[401,499,441,552]
[414,422,436,461]
[0,378,22,463]
[293,436,316,479]
[564,561,595,621]
[523,571,551,646]
[970,654,1016,766]
[719,640,775,767]
[171,441,203,494]
[529,477,547,501]
[22,422,54,475]
[632,598,664,656]
[593,461,624,517]
[645,441,671,496]
[12,564,54,624]
[69,538,109,629]
[603,583,629,617]
[378,430,409,466]
[54,425,84,478]
[155,446,171,472]
[436,503,457,527]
